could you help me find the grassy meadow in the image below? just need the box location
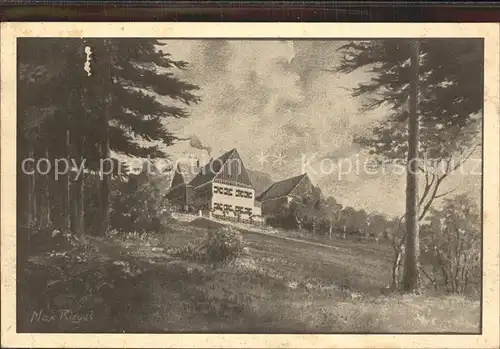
[18,217,480,333]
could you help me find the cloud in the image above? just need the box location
[156,39,481,217]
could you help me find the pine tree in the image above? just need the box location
[17,38,200,236]
[83,39,200,235]
[335,38,483,292]
[18,39,76,231]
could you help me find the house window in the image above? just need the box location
[235,189,252,198]
[214,202,223,211]
[214,185,233,196]
[223,204,232,211]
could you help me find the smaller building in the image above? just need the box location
[256,173,316,218]
[165,163,199,213]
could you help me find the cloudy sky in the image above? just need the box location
[155,40,482,217]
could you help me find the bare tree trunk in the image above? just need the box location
[76,172,85,235]
[403,40,421,292]
[71,171,85,236]
[100,144,110,235]
[392,251,401,289]
[27,147,36,228]
[460,253,468,293]
[392,241,405,289]
[98,41,113,237]
[99,98,111,236]
[436,251,450,293]
[72,126,85,236]
[420,265,438,292]
[64,128,72,233]
[38,146,52,228]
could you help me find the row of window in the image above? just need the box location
[213,185,234,196]
[213,202,252,215]
[235,206,253,215]
[235,189,253,199]
[213,185,253,199]
[213,203,231,211]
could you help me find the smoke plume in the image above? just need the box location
[188,135,212,156]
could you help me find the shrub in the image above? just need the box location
[109,170,174,234]
[201,227,244,264]
[420,195,481,295]
[176,241,206,261]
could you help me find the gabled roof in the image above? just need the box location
[176,163,199,185]
[256,173,308,202]
[165,163,199,194]
[188,148,237,188]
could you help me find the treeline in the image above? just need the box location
[18,38,200,237]
[268,190,481,295]
[266,189,399,242]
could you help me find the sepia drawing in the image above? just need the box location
[14,36,484,335]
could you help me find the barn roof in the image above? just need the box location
[256,173,308,202]
[188,148,237,188]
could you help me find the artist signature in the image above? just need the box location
[31,309,94,324]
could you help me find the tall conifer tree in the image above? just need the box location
[335,39,483,291]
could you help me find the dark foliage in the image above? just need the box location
[336,39,482,162]
[17,38,200,235]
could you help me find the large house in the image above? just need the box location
[256,173,316,218]
[166,148,262,223]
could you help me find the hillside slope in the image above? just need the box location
[18,219,480,333]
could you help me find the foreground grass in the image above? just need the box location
[18,220,480,333]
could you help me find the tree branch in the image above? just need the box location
[453,143,480,172]
[420,265,438,292]
[434,185,460,199]
[419,172,448,221]
[419,168,436,208]
[418,143,479,221]
[391,213,406,251]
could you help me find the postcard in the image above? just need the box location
[1,22,499,348]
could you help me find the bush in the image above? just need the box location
[420,195,481,295]
[201,227,244,264]
[109,170,174,234]
[176,241,206,261]
[174,227,245,264]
